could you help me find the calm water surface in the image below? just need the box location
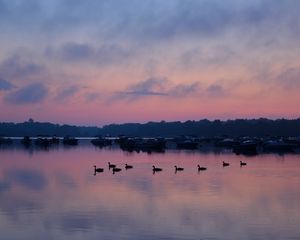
[0,142,300,240]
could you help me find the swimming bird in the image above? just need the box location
[174,166,184,171]
[198,165,207,171]
[125,164,133,170]
[152,165,162,172]
[94,165,104,175]
[223,161,230,167]
[112,167,122,174]
[108,162,116,169]
[240,161,247,166]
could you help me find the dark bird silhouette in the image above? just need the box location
[174,165,184,171]
[94,165,104,175]
[198,165,207,171]
[112,167,122,174]
[125,164,133,170]
[152,165,162,172]
[223,161,230,167]
[240,161,247,166]
[108,162,116,169]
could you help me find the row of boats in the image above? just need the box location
[93,161,247,175]
[0,136,78,147]
[1,135,300,154]
[91,136,300,154]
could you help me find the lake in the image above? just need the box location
[0,141,300,240]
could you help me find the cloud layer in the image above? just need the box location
[4,83,48,104]
[0,78,15,91]
[0,0,299,123]
[116,78,201,100]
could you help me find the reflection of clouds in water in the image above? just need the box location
[43,172,213,237]
[45,206,243,239]
[0,194,43,220]
[55,172,77,189]
[207,176,223,194]
[44,209,141,234]
[115,176,153,194]
[0,168,46,220]
[0,150,299,239]
[0,179,299,240]
[6,169,47,191]
[0,181,11,194]
[60,212,94,232]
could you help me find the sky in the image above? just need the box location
[0,0,299,126]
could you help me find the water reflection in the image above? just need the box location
[5,169,47,191]
[0,144,299,239]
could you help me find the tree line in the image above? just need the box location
[1,118,300,137]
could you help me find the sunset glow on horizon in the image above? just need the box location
[0,0,300,126]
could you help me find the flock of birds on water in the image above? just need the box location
[94,161,247,175]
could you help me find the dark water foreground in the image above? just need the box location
[0,143,299,240]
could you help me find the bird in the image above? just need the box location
[223,161,230,167]
[125,164,133,170]
[174,166,184,171]
[108,162,116,169]
[112,167,122,174]
[240,161,247,166]
[198,165,207,171]
[94,165,104,175]
[152,165,162,172]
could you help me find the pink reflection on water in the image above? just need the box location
[0,146,300,239]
